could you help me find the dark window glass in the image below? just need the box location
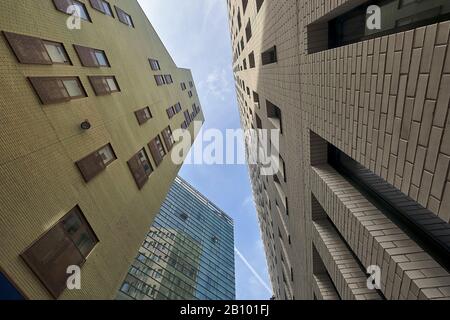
[329,0,450,49]
[261,46,277,65]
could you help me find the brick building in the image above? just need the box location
[227,0,450,300]
[0,0,203,299]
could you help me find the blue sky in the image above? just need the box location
[137,0,272,300]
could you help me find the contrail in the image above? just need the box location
[235,247,272,295]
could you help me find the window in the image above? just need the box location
[188,91,193,98]
[164,75,173,84]
[89,0,113,16]
[328,0,450,50]
[249,51,255,68]
[266,99,282,133]
[53,0,91,21]
[243,58,247,70]
[166,106,175,119]
[174,102,182,113]
[3,31,71,65]
[149,59,160,71]
[76,144,116,182]
[28,76,87,105]
[189,81,194,88]
[253,91,260,108]
[256,0,264,12]
[261,46,277,65]
[245,20,252,42]
[88,76,120,95]
[128,149,153,189]
[94,50,109,67]
[43,41,70,64]
[135,107,152,125]
[115,6,134,27]
[280,155,287,182]
[154,75,165,86]
[161,126,175,151]
[21,206,98,298]
[148,135,166,166]
[327,142,450,270]
[181,82,187,91]
[74,45,110,67]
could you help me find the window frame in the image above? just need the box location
[53,0,92,22]
[20,205,98,298]
[28,76,87,105]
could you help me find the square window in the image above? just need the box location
[44,42,69,64]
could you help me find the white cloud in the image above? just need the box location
[200,67,232,101]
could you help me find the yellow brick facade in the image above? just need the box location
[0,0,204,299]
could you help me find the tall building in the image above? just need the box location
[0,0,203,299]
[227,0,450,300]
[117,176,236,300]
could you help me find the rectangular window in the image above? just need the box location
[115,6,134,27]
[28,76,87,105]
[164,75,173,84]
[53,0,91,21]
[243,58,247,70]
[88,76,120,95]
[266,99,282,133]
[188,91,193,98]
[74,45,110,67]
[154,75,165,86]
[76,144,116,182]
[245,20,252,42]
[128,149,153,189]
[166,106,175,119]
[161,126,175,151]
[94,50,109,67]
[3,31,72,65]
[21,206,98,298]
[149,59,160,71]
[249,51,255,68]
[89,0,113,16]
[43,41,70,64]
[328,0,450,50]
[242,0,248,13]
[261,46,277,65]
[181,82,186,91]
[134,106,152,125]
[148,135,166,167]
[174,102,182,113]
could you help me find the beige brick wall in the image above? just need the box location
[0,0,203,299]
[228,0,450,299]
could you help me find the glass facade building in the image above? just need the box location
[117,176,235,300]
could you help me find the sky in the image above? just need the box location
[137,0,273,300]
